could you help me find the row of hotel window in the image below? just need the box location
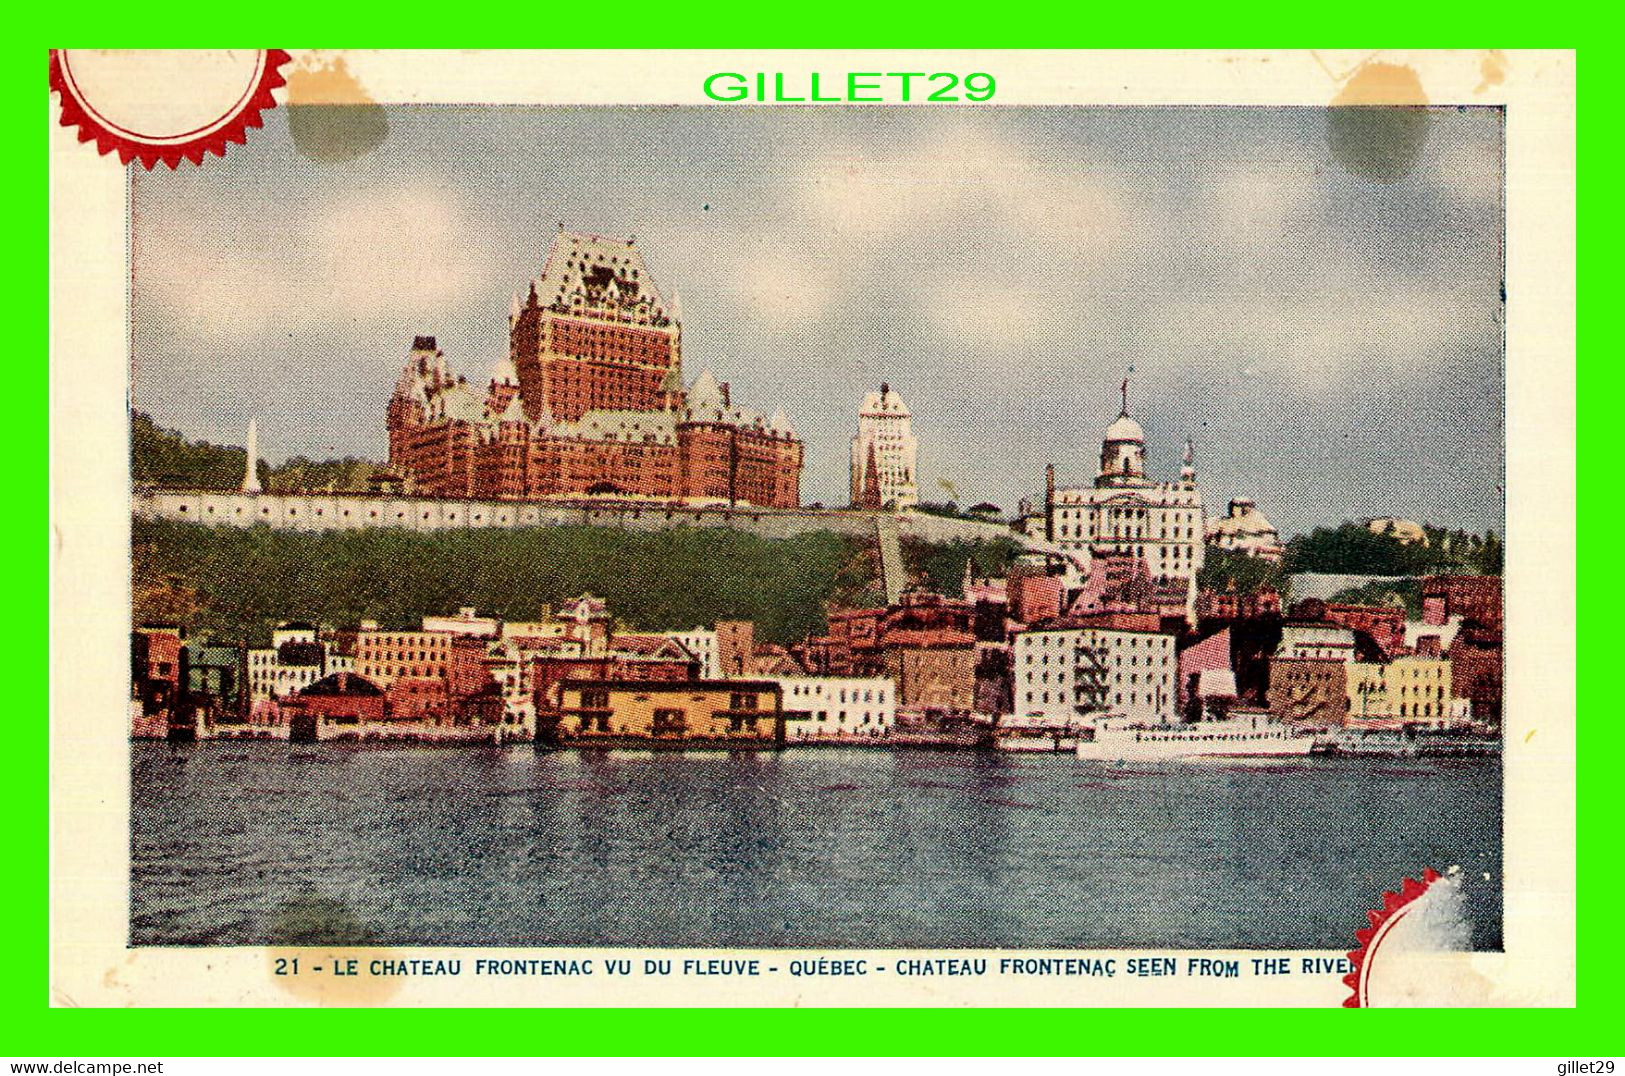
[783,684,888,704]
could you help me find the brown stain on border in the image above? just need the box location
[1475,50,1509,95]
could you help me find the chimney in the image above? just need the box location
[412,335,437,352]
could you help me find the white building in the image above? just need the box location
[850,383,918,509]
[1276,624,1357,662]
[482,640,536,732]
[1035,386,1204,588]
[247,622,336,700]
[1207,498,1285,560]
[774,676,896,740]
[663,627,721,679]
[421,606,501,638]
[1012,619,1179,725]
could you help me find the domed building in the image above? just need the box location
[1207,498,1285,561]
[1029,381,1205,610]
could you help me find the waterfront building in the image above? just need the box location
[1346,655,1454,726]
[1197,586,1283,621]
[1275,623,1357,662]
[480,640,535,731]
[246,622,336,701]
[751,644,805,677]
[1064,550,1191,624]
[716,620,756,678]
[1267,657,1350,725]
[1206,498,1284,560]
[1406,615,1463,654]
[285,672,388,738]
[1292,598,1406,660]
[385,674,450,721]
[883,631,977,713]
[1031,385,1204,617]
[1006,560,1065,624]
[662,627,721,679]
[184,642,244,717]
[386,231,803,508]
[1178,626,1234,719]
[354,628,454,687]
[1011,612,1178,725]
[543,679,784,748]
[808,591,978,708]
[849,383,918,509]
[1448,622,1503,725]
[131,626,183,716]
[502,594,612,658]
[605,634,703,678]
[774,675,896,739]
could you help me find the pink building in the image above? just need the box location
[1178,627,1234,720]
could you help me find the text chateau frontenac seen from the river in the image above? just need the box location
[131,228,1503,760]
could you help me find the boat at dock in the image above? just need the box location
[1311,726,1502,758]
[1075,715,1317,761]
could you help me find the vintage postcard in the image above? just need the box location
[48,49,1576,1007]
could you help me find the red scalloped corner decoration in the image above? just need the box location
[48,49,291,170]
[1341,866,1442,1008]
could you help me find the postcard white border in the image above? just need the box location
[49,49,1576,1008]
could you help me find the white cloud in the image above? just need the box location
[1148,276,1491,386]
[800,125,1125,253]
[664,123,1131,332]
[1207,165,1319,242]
[134,186,499,341]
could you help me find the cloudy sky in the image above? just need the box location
[130,105,1504,536]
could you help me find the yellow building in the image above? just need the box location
[547,679,784,748]
[1346,656,1453,726]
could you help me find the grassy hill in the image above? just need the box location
[133,519,1025,648]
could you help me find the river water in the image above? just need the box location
[130,742,1502,950]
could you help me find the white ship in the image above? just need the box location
[1075,714,1317,761]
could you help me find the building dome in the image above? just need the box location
[1104,412,1144,443]
[1211,499,1276,537]
[1209,498,1284,560]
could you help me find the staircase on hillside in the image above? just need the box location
[874,514,906,605]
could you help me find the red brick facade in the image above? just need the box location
[387,233,803,508]
[1295,600,1406,659]
[1422,575,1503,631]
